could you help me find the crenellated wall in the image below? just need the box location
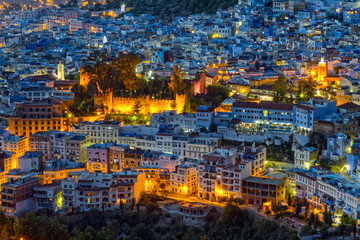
[94,92,186,115]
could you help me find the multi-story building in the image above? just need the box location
[0,151,16,188]
[120,148,145,170]
[198,147,252,201]
[108,144,128,172]
[170,164,198,196]
[33,182,62,211]
[87,143,133,173]
[18,151,44,172]
[111,170,146,207]
[294,146,318,170]
[74,171,112,212]
[8,98,65,138]
[87,143,113,173]
[137,165,161,192]
[40,159,85,184]
[186,133,221,161]
[62,170,146,211]
[295,98,337,132]
[296,169,360,220]
[72,120,121,144]
[327,134,352,160]
[29,130,89,163]
[242,176,286,206]
[2,135,29,165]
[0,175,41,217]
[232,101,294,131]
[150,111,197,132]
[142,151,180,173]
[236,143,267,177]
[196,105,214,130]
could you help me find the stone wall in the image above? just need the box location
[94,92,186,115]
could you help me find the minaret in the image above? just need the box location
[317,57,327,82]
[57,61,65,80]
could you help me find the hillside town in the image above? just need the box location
[0,0,360,239]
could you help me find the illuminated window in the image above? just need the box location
[263,110,268,117]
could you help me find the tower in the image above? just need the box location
[317,57,327,82]
[57,61,65,80]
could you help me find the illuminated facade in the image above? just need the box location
[0,151,16,189]
[61,170,146,211]
[94,91,186,115]
[170,164,197,196]
[242,177,286,206]
[57,61,64,80]
[29,130,89,163]
[2,135,29,166]
[317,57,327,82]
[294,146,318,170]
[33,182,62,211]
[8,98,65,138]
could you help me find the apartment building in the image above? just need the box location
[40,159,85,184]
[295,98,337,132]
[108,144,128,172]
[137,165,161,192]
[294,146,318,170]
[170,164,198,196]
[232,101,294,131]
[142,151,180,173]
[0,151,16,188]
[151,111,197,132]
[196,105,214,130]
[327,134,352,160]
[120,149,145,170]
[186,133,221,161]
[29,130,89,162]
[236,143,266,177]
[295,169,360,220]
[2,134,29,164]
[87,143,113,173]
[33,182,62,211]
[72,120,121,144]
[75,172,112,212]
[18,151,44,172]
[242,176,286,206]
[198,148,251,201]
[0,175,41,217]
[8,98,64,138]
[111,171,146,207]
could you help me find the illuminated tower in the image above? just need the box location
[57,61,65,80]
[317,57,327,82]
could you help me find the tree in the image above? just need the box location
[273,75,287,103]
[132,100,142,115]
[112,52,141,98]
[287,192,292,207]
[159,182,166,196]
[295,202,301,216]
[303,76,316,100]
[206,85,230,107]
[168,65,186,98]
[309,212,315,226]
[84,50,115,95]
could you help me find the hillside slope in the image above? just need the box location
[108,0,238,19]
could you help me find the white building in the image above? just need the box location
[294,146,318,170]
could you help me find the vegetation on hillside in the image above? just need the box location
[0,197,299,240]
[107,0,238,19]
